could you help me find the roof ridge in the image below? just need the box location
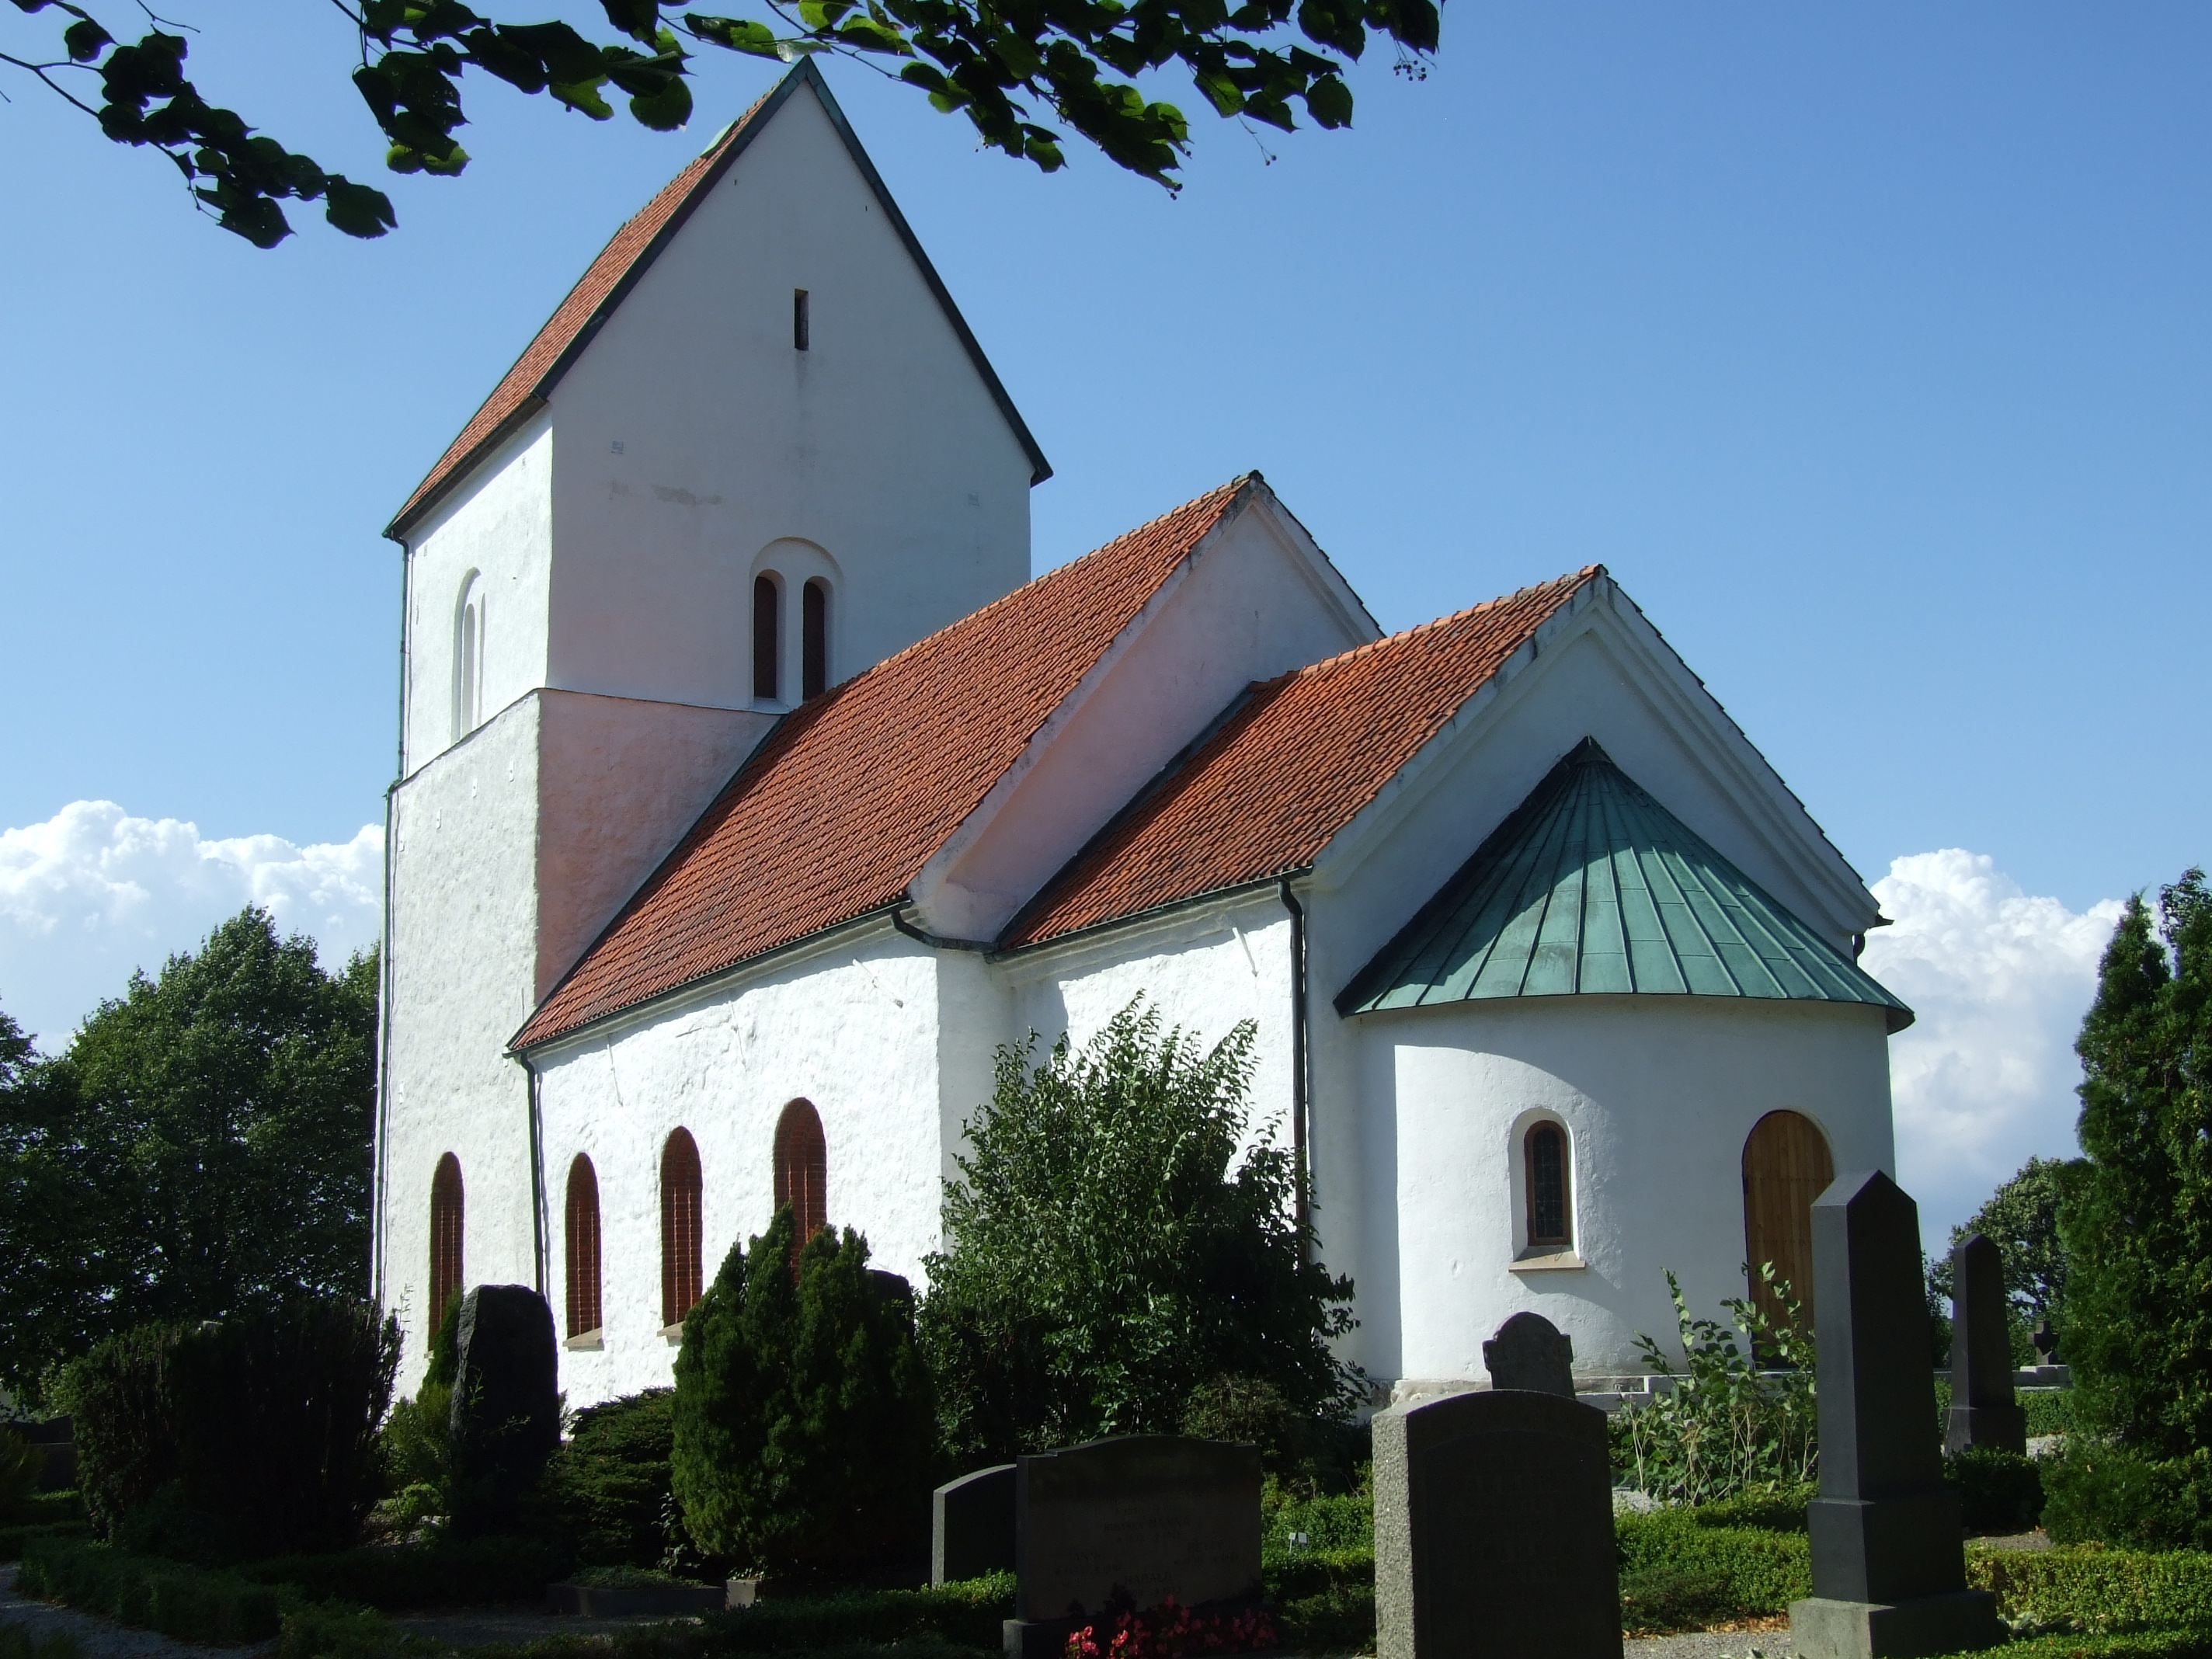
[1293,565,1605,674]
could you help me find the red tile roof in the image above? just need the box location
[514,478,1253,1049]
[1000,568,1602,950]
[388,63,1047,540]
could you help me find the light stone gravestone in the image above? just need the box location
[1482,1310,1576,1396]
[1790,1171,2005,1659]
[1946,1233,2027,1456]
[1003,1435,1261,1659]
[935,1462,1017,1585]
[1374,1382,1621,1659]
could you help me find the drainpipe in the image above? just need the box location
[1278,876,1312,1262]
[523,1053,548,1298]
[371,545,411,1306]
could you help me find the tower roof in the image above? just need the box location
[1335,737,1912,1028]
[385,59,1049,541]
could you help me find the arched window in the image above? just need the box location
[802,579,830,700]
[453,574,485,739]
[661,1129,704,1329]
[774,1099,828,1248]
[752,573,781,701]
[1742,1109,1835,1331]
[430,1153,464,1332]
[565,1154,603,1340]
[1524,1122,1570,1250]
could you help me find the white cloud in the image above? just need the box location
[1862,849,2124,1243]
[0,801,384,1050]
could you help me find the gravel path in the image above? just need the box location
[1625,1633,1793,1659]
[0,1565,257,1659]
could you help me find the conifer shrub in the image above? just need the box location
[56,1299,399,1559]
[670,1207,936,1577]
[535,1388,681,1568]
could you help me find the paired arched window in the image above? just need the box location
[1523,1121,1571,1250]
[452,573,484,739]
[774,1099,828,1247]
[565,1154,603,1340]
[802,579,830,699]
[661,1129,704,1328]
[430,1153,464,1331]
[1742,1109,1834,1330]
[752,574,781,701]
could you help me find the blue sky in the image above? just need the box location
[4,0,2207,1236]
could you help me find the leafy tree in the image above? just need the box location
[2061,871,2212,1461]
[5,0,1436,248]
[670,1206,936,1577]
[0,908,378,1403]
[919,999,1359,1464]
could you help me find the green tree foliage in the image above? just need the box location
[5,0,1435,247]
[2061,871,2212,1462]
[670,1207,936,1577]
[920,1000,1359,1463]
[0,909,378,1403]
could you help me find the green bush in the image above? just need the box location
[239,1532,572,1609]
[1949,1446,2047,1535]
[703,1579,1011,1653]
[537,1387,682,1568]
[1612,1266,1817,1504]
[0,1520,91,1560]
[0,1623,85,1659]
[56,1299,399,1558]
[1682,1483,1813,1532]
[672,1207,936,1578]
[279,1600,405,1659]
[1262,1487,1374,1559]
[919,1002,1360,1465]
[1970,1544,2212,1634]
[1264,1549,1375,1654]
[2026,1392,2078,1437]
[1612,1511,1811,1633]
[2042,1442,2212,1551]
[16,1532,288,1643]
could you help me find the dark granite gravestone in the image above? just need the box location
[935,1463,1017,1585]
[1003,1436,1261,1659]
[1946,1233,2027,1456]
[1482,1311,1576,1396]
[447,1285,561,1536]
[1789,1173,2005,1659]
[1373,1389,1620,1659]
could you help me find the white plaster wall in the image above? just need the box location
[536,691,774,997]
[915,496,1376,940]
[533,922,947,1407]
[544,82,1035,714]
[383,697,545,1392]
[1001,892,1303,1202]
[1353,995,1895,1383]
[402,419,553,775]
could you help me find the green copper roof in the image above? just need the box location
[1336,739,1912,1030]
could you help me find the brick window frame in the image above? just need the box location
[661,1129,704,1329]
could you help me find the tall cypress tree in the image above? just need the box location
[2063,870,2212,1459]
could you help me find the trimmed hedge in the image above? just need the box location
[1940,1632,2212,1659]
[238,1532,572,1609]
[0,1623,89,1659]
[1971,1546,2212,1636]
[1614,1511,1812,1634]
[701,1578,1012,1653]
[0,1521,90,1562]
[16,1532,288,1644]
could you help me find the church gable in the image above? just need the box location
[386,60,1046,543]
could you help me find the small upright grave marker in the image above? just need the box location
[935,1462,1017,1585]
[1004,1436,1261,1659]
[1790,1172,2005,1659]
[1482,1310,1575,1396]
[1946,1232,2027,1456]
[1375,1327,1620,1659]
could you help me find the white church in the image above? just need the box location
[372,60,1913,1408]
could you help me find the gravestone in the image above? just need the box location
[935,1462,1017,1585]
[447,1284,561,1535]
[1004,1435,1261,1659]
[1373,1388,1620,1659]
[1789,1172,2005,1659]
[1482,1311,1575,1396]
[1946,1233,2027,1456]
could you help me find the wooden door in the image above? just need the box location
[1741,1110,1833,1331]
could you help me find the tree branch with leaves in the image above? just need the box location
[8,0,1437,246]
